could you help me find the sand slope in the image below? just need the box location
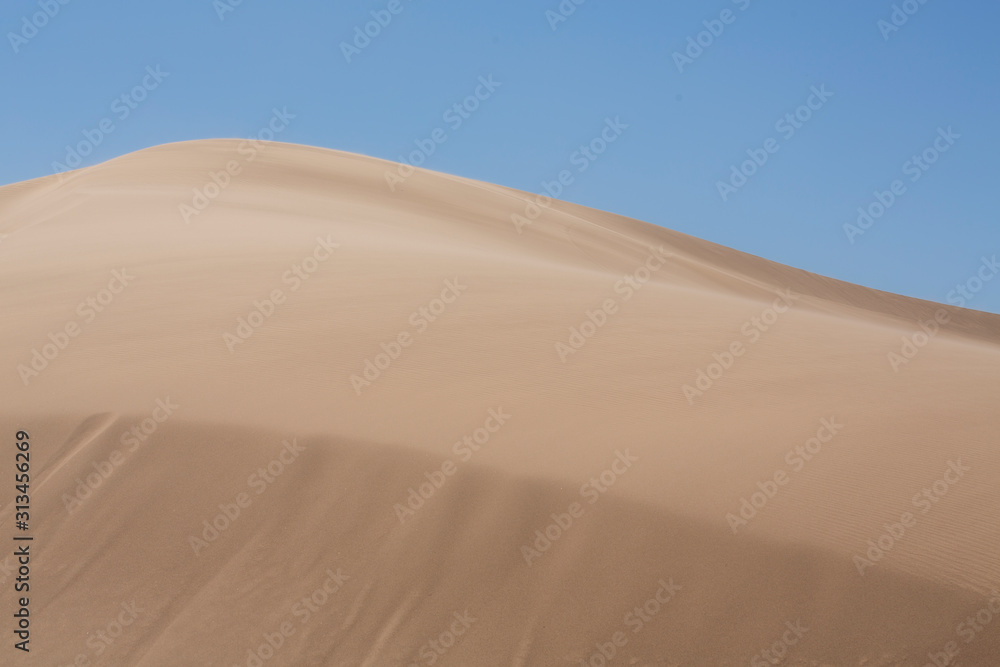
[1,140,999,665]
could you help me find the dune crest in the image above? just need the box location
[1,140,998,665]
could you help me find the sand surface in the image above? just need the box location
[1,140,999,665]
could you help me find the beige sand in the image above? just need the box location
[1,140,998,666]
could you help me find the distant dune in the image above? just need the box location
[1,140,998,665]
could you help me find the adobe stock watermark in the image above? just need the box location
[51,66,170,178]
[350,277,467,395]
[180,107,295,223]
[7,0,73,54]
[393,408,511,523]
[61,398,180,514]
[556,245,672,363]
[188,438,306,556]
[340,0,415,63]
[55,601,144,667]
[521,449,639,566]
[384,75,502,191]
[213,0,248,21]
[886,308,951,372]
[232,567,349,667]
[750,620,809,667]
[853,459,970,576]
[672,0,752,73]
[223,235,339,353]
[843,126,960,244]
[580,578,682,666]
[682,288,799,404]
[716,85,834,202]
[878,0,932,41]
[17,268,135,387]
[511,117,629,234]
[406,610,477,667]
[922,591,1000,667]
[888,256,1000,371]
[545,0,588,31]
[726,417,844,534]
[946,255,999,308]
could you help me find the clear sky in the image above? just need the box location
[3,0,998,313]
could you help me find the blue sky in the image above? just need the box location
[3,0,999,313]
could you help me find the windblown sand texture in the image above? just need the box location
[1,140,999,665]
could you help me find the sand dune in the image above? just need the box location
[1,140,999,665]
